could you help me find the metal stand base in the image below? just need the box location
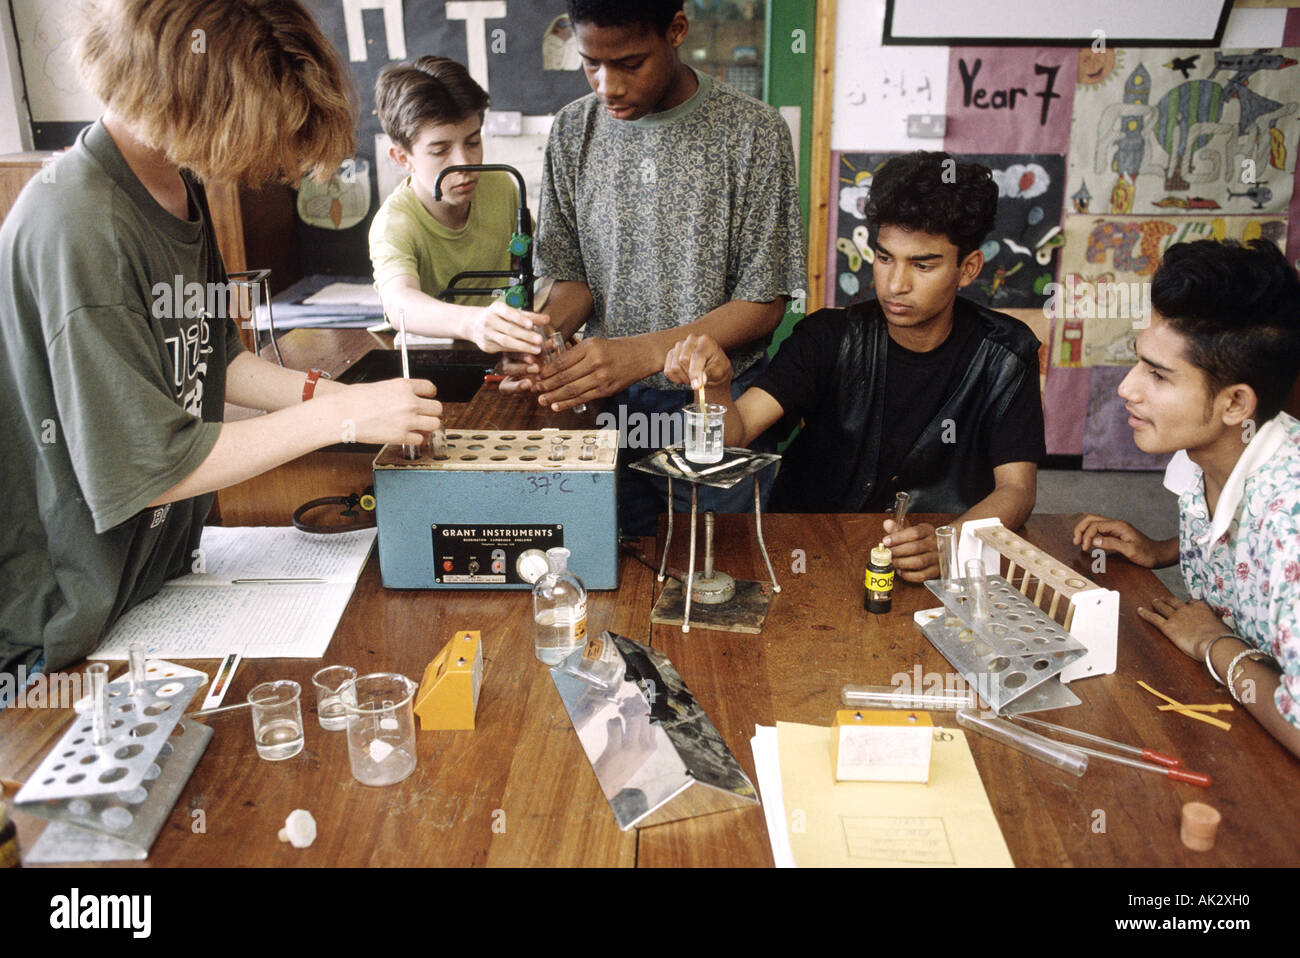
[650,577,774,633]
[658,468,780,633]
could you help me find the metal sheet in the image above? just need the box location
[551,632,758,830]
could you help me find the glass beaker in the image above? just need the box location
[340,672,418,786]
[312,665,357,731]
[248,680,304,761]
[683,402,726,464]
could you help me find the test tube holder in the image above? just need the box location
[15,666,211,863]
[914,519,1119,715]
[630,446,782,633]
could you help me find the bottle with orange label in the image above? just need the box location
[865,542,895,614]
[533,547,588,664]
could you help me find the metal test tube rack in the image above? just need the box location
[15,660,211,862]
[913,519,1120,714]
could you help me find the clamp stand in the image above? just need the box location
[629,446,781,633]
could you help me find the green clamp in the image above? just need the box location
[503,285,528,308]
[508,233,532,257]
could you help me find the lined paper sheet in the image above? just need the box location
[90,528,375,661]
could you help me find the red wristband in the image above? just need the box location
[302,368,324,401]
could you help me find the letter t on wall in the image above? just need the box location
[342,0,407,62]
[445,1,508,91]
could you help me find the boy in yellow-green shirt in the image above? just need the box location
[369,56,546,354]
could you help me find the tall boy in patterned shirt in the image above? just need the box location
[1074,239,1300,758]
[505,0,805,533]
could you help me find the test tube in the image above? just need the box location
[395,308,419,461]
[549,436,567,461]
[842,684,976,711]
[87,662,111,746]
[542,331,587,414]
[892,491,911,529]
[579,435,597,461]
[936,525,960,592]
[956,708,1088,777]
[965,558,989,619]
[128,641,148,695]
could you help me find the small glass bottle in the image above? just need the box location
[532,547,588,665]
[865,542,894,614]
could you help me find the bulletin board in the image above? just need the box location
[818,0,1300,468]
[828,151,1066,310]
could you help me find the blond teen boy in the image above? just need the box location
[0,0,441,683]
[370,56,546,354]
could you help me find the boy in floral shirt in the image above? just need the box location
[1074,239,1300,758]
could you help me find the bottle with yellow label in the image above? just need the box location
[865,542,894,614]
[533,547,588,665]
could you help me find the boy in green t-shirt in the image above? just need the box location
[370,56,546,356]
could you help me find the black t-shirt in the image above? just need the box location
[754,300,1045,512]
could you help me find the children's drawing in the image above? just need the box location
[298,159,372,230]
[1067,47,1300,217]
[1051,213,1287,367]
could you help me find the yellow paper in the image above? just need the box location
[776,721,1013,868]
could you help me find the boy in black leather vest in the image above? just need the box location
[664,151,1044,582]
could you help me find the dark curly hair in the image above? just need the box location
[1151,239,1300,423]
[566,0,684,34]
[864,152,998,259]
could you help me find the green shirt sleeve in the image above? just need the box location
[47,304,222,533]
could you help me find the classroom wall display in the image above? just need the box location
[1050,213,1288,368]
[297,159,373,230]
[1065,47,1300,219]
[830,0,948,152]
[8,0,103,123]
[828,151,1066,310]
[1082,366,1173,472]
[943,47,1077,154]
[1041,364,1090,457]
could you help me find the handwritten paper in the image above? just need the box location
[90,528,375,661]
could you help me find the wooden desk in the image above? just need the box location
[4,512,1297,867]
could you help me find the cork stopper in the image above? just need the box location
[871,543,892,567]
[1179,801,1221,852]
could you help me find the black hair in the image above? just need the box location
[566,0,684,34]
[864,151,998,259]
[1151,239,1300,423]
